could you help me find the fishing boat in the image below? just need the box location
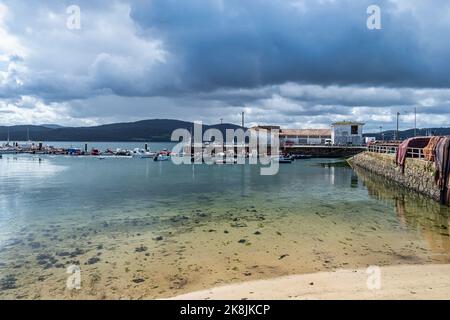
[284,153,296,161]
[276,155,293,163]
[67,148,82,156]
[104,149,115,155]
[141,151,157,158]
[132,148,157,158]
[0,135,17,154]
[214,156,237,164]
[90,149,101,156]
[154,153,170,161]
[0,130,17,154]
[115,149,131,156]
[0,147,17,154]
[159,149,171,155]
[292,154,312,160]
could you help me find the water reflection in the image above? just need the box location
[0,155,66,179]
[353,166,450,257]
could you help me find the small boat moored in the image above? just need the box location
[278,157,293,164]
[132,148,157,158]
[67,148,82,156]
[275,155,293,163]
[0,146,18,154]
[115,149,131,156]
[154,151,171,161]
[292,154,313,160]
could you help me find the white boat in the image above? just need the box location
[0,147,18,154]
[269,155,292,163]
[277,155,293,163]
[115,149,131,156]
[141,152,157,158]
[132,148,156,158]
[214,158,238,164]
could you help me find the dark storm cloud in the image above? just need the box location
[4,0,450,99]
[129,0,450,91]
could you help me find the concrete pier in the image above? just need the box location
[283,145,366,158]
[190,144,366,158]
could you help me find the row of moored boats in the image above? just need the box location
[0,143,313,163]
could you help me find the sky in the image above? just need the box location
[0,0,449,132]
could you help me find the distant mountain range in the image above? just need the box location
[0,119,245,142]
[39,124,66,129]
[2,119,448,142]
[365,127,450,140]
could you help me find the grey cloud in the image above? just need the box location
[130,0,450,91]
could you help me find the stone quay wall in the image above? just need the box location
[348,151,440,202]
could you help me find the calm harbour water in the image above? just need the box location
[0,142,449,299]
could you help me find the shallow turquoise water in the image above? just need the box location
[0,145,449,298]
[0,152,371,236]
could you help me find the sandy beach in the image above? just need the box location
[171,264,450,300]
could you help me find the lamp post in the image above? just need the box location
[414,107,417,137]
[401,107,418,138]
[396,112,400,141]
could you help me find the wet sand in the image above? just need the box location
[1,202,449,300]
[171,264,450,300]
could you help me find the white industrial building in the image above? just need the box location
[331,121,365,145]
[279,129,331,145]
[250,121,365,146]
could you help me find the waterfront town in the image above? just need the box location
[0,121,367,155]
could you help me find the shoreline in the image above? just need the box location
[170,264,450,300]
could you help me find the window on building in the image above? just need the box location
[298,138,308,144]
[351,125,358,135]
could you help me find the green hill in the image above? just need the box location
[0,119,245,142]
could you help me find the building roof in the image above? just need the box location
[280,129,331,137]
[332,121,365,126]
[250,125,281,130]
